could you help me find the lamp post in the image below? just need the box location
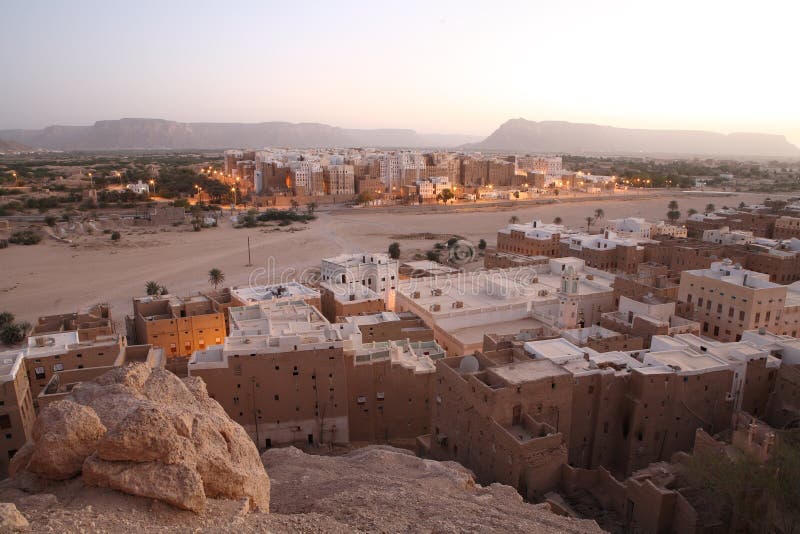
[149,179,155,197]
[231,187,237,211]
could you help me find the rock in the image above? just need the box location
[95,405,196,466]
[16,493,58,512]
[10,364,270,514]
[82,454,206,513]
[22,400,106,480]
[0,503,29,531]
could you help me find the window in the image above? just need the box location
[739,310,745,321]
[34,367,46,380]
[0,415,10,429]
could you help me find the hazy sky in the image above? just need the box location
[2,0,799,145]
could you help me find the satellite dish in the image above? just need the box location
[459,354,480,373]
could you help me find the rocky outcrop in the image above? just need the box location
[9,364,269,514]
[263,446,602,533]
[2,445,602,533]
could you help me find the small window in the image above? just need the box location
[34,367,46,380]
[53,363,64,372]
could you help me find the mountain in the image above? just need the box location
[467,119,800,158]
[0,118,481,151]
[0,138,36,154]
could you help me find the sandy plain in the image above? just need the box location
[0,191,782,325]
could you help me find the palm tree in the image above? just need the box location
[388,242,401,260]
[687,208,698,217]
[668,200,679,211]
[585,216,594,233]
[509,215,520,224]
[145,281,161,296]
[553,216,563,225]
[208,268,225,290]
[705,203,715,214]
[594,208,604,220]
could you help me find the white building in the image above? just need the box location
[604,218,652,239]
[321,252,399,304]
[126,180,150,195]
[702,226,754,246]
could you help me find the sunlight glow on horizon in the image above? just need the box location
[1,0,798,145]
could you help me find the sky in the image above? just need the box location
[1,0,799,145]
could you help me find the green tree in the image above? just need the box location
[208,268,225,290]
[705,203,715,214]
[553,216,563,225]
[585,216,594,232]
[145,281,161,296]
[355,192,373,206]
[667,210,681,223]
[44,216,56,227]
[668,199,679,211]
[446,237,459,248]
[687,208,698,217]
[594,208,605,220]
[388,242,401,260]
[425,250,440,262]
[110,231,121,241]
[509,215,520,224]
[439,188,455,204]
[478,239,487,251]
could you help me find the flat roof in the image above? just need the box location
[524,338,585,363]
[644,349,729,373]
[490,358,569,385]
[230,282,319,304]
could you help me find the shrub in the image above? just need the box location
[0,322,29,345]
[111,231,121,241]
[9,230,42,245]
[44,216,57,227]
[0,312,13,329]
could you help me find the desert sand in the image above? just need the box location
[0,191,779,324]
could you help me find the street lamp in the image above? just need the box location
[149,179,156,196]
[231,187,237,207]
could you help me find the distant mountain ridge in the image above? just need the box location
[0,118,481,151]
[2,117,796,157]
[466,119,800,158]
[0,138,36,154]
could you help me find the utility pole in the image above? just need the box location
[251,376,260,449]
[247,236,252,266]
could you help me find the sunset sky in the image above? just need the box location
[2,0,798,145]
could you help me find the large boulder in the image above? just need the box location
[12,400,106,480]
[10,364,270,514]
